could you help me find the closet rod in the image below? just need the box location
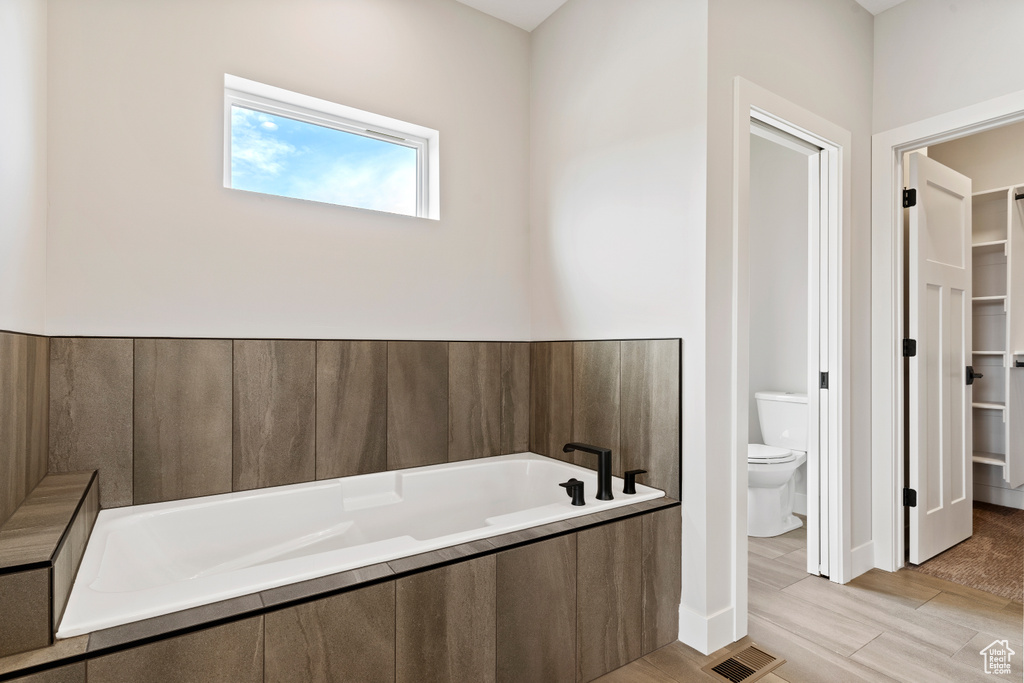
[1015,193,1024,201]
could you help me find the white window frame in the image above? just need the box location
[224,74,439,219]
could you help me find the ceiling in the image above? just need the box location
[453,0,569,32]
[456,0,907,33]
[853,0,907,14]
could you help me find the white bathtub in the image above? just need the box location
[57,452,663,638]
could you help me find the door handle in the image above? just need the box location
[966,366,984,385]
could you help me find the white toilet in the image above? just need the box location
[748,391,808,538]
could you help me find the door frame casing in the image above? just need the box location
[871,89,1024,571]
[732,77,852,641]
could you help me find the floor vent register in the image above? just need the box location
[701,644,785,683]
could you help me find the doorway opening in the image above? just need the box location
[731,78,853,646]
[746,120,823,582]
[871,87,1024,593]
[895,130,1024,603]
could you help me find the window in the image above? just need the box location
[224,75,438,218]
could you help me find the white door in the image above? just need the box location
[907,152,973,564]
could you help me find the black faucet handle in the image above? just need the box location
[623,469,647,495]
[560,478,586,506]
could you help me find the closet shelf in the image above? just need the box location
[972,239,1008,249]
[972,452,1006,467]
[972,350,1005,356]
[972,402,1006,411]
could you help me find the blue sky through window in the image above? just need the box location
[230,106,418,216]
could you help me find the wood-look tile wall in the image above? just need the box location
[133,339,233,505]
[265,581,394,683]
[577,516,643,681]
[86,617,264,683]
[233,340,316,491]
[0,332,49,527]
[315,341,387,479]
[0,568,51,657]
[396,555,496,682]
[496,534,577,682]
[45,336,677,508]
[47,338,535,508]
[49,339,132,508]
[531,339,681,499]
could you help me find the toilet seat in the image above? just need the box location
[747,443,796,464]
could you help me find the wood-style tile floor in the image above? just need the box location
[600,520,1024,682]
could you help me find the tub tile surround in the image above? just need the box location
[0,332,49,527]
[577,516,643,681]
[499,341,531,454]
[0,499,680,682]
[572,341,623,475]
[641,506,684,653]
[532,339,681,499]
[133,339,234,504]
[48,339,132,509]
[396,555,497,682]
[233,340,316,490]
[0,569,51,659]
[387,341,449,470]
[0,473,98,659]
[315,340,388,479]
[0,333,681,678]
[530,341,574,462]
[496,534,577,682]
[448,342,502,462]
[10,664,85,683]
[621,340,681,500]
[265,582,395,683]
[87,617,265,683]
[44,337,679,506]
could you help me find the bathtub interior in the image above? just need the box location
[58,453,664,638]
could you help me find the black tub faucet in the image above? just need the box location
[562,443,613,500]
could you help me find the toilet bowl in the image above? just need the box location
[748,391,808,538]
[748,444,807,537]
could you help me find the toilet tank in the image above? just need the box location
[755,391,808,452]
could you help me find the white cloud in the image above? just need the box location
[290,153,417,216]
[231,107,295,176]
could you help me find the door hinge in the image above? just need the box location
[819,372,829,389]
[903,188,917,208]
[903,488,917,507]
[903,339,917,357]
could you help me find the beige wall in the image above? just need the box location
[0,0,47,335]
[748,134,810,506]
[46,0,531,340]
[527,0,708,647]
[874,0,1024,133]
[748,134,810,443]
[707,0,874,649]
[929,120,1024,193]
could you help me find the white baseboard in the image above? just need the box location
[678,604,736,655]
[793,492,808,516]
[974,483,1024,510]
[850,540,874,580]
